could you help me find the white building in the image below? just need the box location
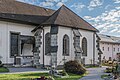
[99,34,120,61]
[0,0,101,68]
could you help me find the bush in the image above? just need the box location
[64,60,86,75]
[102,60,117,67]
[0,60,3,67]
[105,67,113,73]
[59,70,68,76]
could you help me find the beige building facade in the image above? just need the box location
[99,34,120,61]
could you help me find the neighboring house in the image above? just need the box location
[99,34,120,61]
[0,0,100,68]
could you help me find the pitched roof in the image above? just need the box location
[42,5,98,32]
[0,1,98,32]
[0,0,54,16]
[98,34,120,44]
[0,13,48,25]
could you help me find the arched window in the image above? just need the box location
[82,37,87,56]
[63,34,69,56]
[45,32,51,55]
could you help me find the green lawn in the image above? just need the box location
[85,66,99,68]
[101,74,109,78]
[0,72,86,80]
[0,67,9,72]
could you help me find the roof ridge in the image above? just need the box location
[42,6,62,25]
[54,5,65,24]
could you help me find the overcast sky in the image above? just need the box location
[17,0,120,37]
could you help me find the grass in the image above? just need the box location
[101,74,109,78]
[85,64,100,68]
[85,66,99,68]
[101,74,113,79]
[0,72,87,80]
[54,73,87,80]
[0,67,9,72]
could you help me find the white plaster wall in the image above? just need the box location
[0,21,35,64]
[100,42,120,60]
[58,27,97,65]
[43,26,98,66]
[39,30,43,65]
[79,29,95,65]
[43,26,51,66]
[43,26,74,66]
[0,20,98,65]
[95,34,99,64]
[57,26,74,65]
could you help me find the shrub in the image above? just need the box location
[59,70,68,76]
[0,60,3,67]
[102,60,117,67]
[105,67,113,73]
[64,60,86,75]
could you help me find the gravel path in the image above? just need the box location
[80,67,112,80]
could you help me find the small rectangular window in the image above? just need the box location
[108,47,109,51]
[103,47,104,51]
[118,48,119,51]
[114,48,115,51]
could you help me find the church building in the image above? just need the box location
[0,0,101,68]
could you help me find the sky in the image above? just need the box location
[17,0,120,37]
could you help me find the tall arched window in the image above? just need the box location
[63,34,69,56]
[82,37,87,56]
[45,32,51,55]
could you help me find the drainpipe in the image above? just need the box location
[93,32,95,65]
[42,27,45,68]
[6,22,8,65]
